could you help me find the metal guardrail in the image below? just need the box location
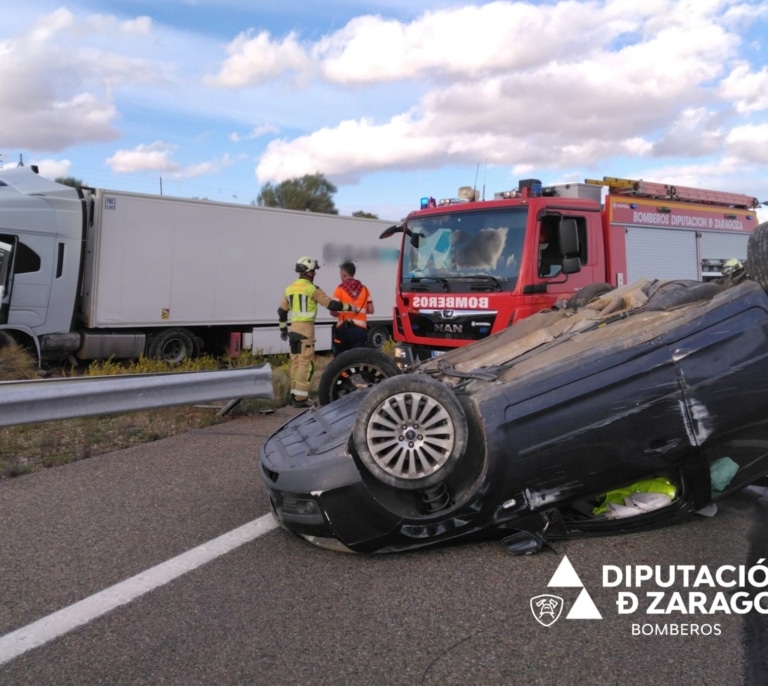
[0,365,273,427]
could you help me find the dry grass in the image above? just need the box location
[0,344,314,479]
[0,343,39,381]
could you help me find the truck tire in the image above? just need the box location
[747,221,768,293]
[147,328,197,364]
[366,325,390,350]
[352,375,468,491]
[568,282,614,309]
[317,348,401,406]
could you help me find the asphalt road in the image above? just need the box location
[1,408,767,685]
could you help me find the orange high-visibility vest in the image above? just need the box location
[334,284,371,328]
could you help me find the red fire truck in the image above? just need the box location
[380,176,761,368]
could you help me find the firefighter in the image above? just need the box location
[331,261,375,356]
[278,256,359,407]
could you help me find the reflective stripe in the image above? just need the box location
[285,279,318,322]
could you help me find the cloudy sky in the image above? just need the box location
[2,0,768,220]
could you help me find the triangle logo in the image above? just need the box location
[565,588,603,620]
[547,555,583,588]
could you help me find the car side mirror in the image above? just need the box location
[501,531,550,555]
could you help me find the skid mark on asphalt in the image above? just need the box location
[0,514,278,666]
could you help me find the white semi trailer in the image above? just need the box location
[0,167,398,362]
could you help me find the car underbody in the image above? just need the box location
[260,225,768,554]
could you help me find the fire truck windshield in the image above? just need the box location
[402,207,527,292]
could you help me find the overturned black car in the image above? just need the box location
[259,225,768,554]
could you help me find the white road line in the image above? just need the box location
[0,514,279,666]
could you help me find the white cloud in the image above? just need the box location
[106,143,235,178]
[5,0,768,214]
[652,108,726,157]
[725,124,768,164]
[245,0,768,186]
[719,63,768,113]
[255,0,748,181]
[107,142,181,174]
[182,153,236,178]
[0,8,172,152]
[204,30,311,88]
[206,2,642,88]
[229,124,280,142]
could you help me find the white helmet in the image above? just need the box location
[295,256,319,274]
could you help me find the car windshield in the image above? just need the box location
[402,208,527,292]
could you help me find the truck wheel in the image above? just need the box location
[747,221,768,293]
[366,325,390,350]
[352,375,468,491]
[0,331,13,349]
[148,328,197,364]
[318,348,401,406]
[568,282,614,309]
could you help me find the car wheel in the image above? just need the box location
[147,328,197,364]
[747,221,768,293]
[366,325,390,350]
[317,348,401,406]
[568,282,614,309]
[353,375,468,490]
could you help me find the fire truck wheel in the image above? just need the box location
[568,282,614,309]
[747,221,768,293]
[353,375,468,491]
[147,328,197,364]
[318,348,401,406]
[366,325,390,350]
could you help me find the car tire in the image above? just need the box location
[353,375,468,490]
[147,328,197,364]
[317,348,401,406]
[747,221,768,293]
[644,280,723,311]
[366,325,390,350]
[568,282,614,309]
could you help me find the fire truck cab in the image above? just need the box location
[382,177,760,368]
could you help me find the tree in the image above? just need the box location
[352,210,379,219]
[257,173,338,214]
[55,176,84,188]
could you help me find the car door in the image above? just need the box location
[497,327,691,508]
[671,290,768,496]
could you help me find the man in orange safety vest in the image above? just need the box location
[331,261,374,356]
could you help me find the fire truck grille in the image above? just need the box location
[408,311,497,341]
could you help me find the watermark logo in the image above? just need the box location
[530,556,768,635]
[530,555,602,625]
[530,595,563,626]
